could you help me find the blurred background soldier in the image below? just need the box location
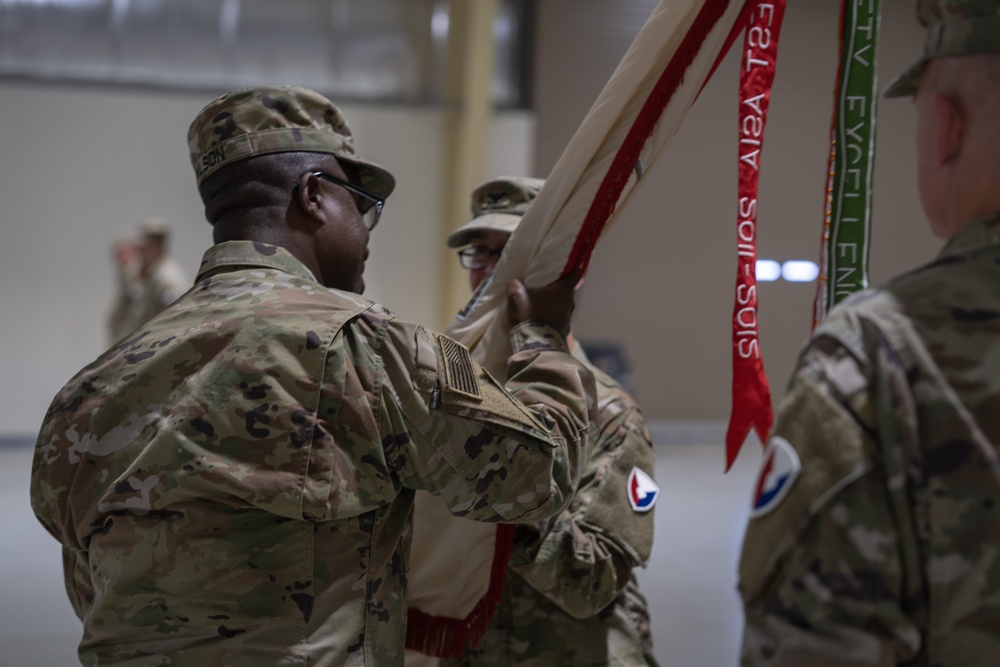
[107,233,143,342]
[738,1,1000,665]
[133,217,188,325]
[106,218,189,342]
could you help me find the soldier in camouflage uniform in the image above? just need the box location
[107,233,142,343]
[738,2,1000,665]
[108,219,190,343]
[30,86,597,667]
[132,219,189,328]
[439,177,658,667]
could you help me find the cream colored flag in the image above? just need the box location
[406,0,752,658]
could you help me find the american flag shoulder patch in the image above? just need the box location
[439,336,482,400]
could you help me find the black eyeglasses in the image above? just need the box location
[457,245,505,270]
[311,171,385,231]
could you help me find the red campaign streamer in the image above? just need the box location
[725,0,786,471]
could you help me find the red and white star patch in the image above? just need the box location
[750,436,801,519]
[627,467,659,512]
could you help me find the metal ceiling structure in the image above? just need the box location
[0,0,534,107]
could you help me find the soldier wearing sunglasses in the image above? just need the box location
[30,86,598,667]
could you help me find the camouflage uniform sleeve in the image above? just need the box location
[507,391,655,619]
[62,546,94,620]
[738,330,923,666]
[375,316,596,523]
[31,407,96,621]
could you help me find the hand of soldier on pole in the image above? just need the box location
[504,268,583,338]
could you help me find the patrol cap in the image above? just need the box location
[139,217,169,238]
[885,0,1000,97]
[446,176,544,248]
[187,85,395,199]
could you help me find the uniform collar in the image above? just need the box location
[196,241,319,283]
[939,212,1000,260]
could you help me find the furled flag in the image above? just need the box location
[405,0,778,658]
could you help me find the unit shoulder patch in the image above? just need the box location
[750,436,801,519]
[627,467,659,512]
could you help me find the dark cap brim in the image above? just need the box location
[339,157,395,200]
[446,214,522,248]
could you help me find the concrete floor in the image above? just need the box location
[0,436,762,667]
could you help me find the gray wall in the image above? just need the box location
[1,2,933,438]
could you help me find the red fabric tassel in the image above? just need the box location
[404,524,516,658]
[724,0,786,471]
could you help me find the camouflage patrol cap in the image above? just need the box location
[140,217,169,238]
[885,0,1000,97]
[446,176,545,248]
[187,85,395,199]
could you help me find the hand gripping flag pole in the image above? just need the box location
[406,0,779,658]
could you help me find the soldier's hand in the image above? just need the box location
[505,270,581,338]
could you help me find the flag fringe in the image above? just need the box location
[404,524,516,658]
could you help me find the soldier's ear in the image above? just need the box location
[932,91,963,167]
[297,172,325,223]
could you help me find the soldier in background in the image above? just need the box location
[133,218,189,325]
[107,233,142,342]
[30,86,596,666]
[440,177,658,667]
[106,219,189,342]
[738,1,1000,664]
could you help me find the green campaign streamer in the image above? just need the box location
[816,0,882,322]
